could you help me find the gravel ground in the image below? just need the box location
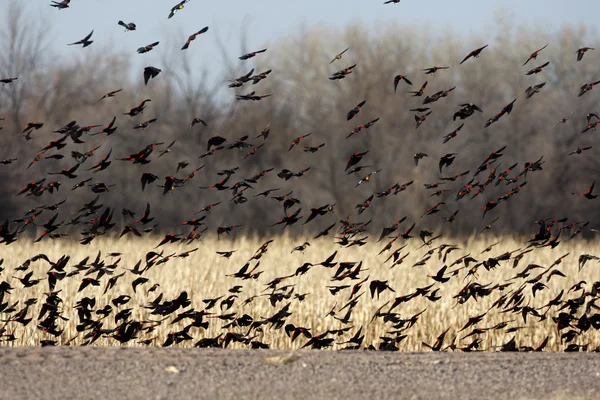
[0,348,599,400]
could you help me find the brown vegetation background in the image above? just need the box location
[1,4,599,239]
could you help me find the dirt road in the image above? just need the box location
[0,348,598,400]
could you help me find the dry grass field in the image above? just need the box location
[1,234,599,351]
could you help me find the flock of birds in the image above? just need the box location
[0,0,599,351]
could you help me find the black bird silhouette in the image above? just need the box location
[191,118,207,128]
[48,164,80,179]
[576,47,594,61]
[118,21,136,31]
[67,30,94,47]
[423,66,449,75]
[523,43,548,65]
[429,266,450,283]
[569,146,592,156]
[346,151,369,171]
[168,0,189,19]
[459,44,488,64]
[123,99,151,117]
[525,61,550,75]
[442,123,464,144]
[579,80,600,97]
[439,153,457,173]
[0,77,18,85]
[141,173,159,191]
[137,42,160,54]
[97,89,123,103]
[415,111,432,129]
[572,181,597,200]
[91,116,118,136]
[181,27,209,50]
[347,101,366,121]
[239,49,267,60]
[484,99,517,128]
[453,103,482,120]
[414,152,428,166]
[50,0,70,9]
[304,204,333,225]
[207,136,227,151]
[409,81,428,96]
[143,67,161,85]
[393,75,412,92]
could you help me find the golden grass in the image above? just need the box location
[1,234,598,350]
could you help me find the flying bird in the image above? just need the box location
[91,116,118,136]
[97,89,123,102]
[251,69,272,85]
[137,41,160,54]
[133,118,157,130]
[168,0,189,19]
[355,169,382,187]
[288,133,312,151]
[423,66,449,75]
[330,47,349,64]
[141,173,159,191]
[236,91,272,101]
[191,118,207,128]
[393,75,412,92]
[239,49,267,60]
[143,67,161,85]
[304,143,326,153]
[330,64,356,80]
[439,153,457,173]
[50,0,70,9]
[118,21,136,31]
[576,47,594,61]
[346,151,369,171]
[414,152,428,166]
[158,140,176,157]
[228,68,255,87]
[523,43,548,65]
[587,113,600,124]
[552,112,575,128]
[346,101,366,121]
[525,61,550,75]
[442,123,464,144]
[579,80,600,97]
[409,81,428,97]
[415,111,432,129]
[569,146,592,156]
[181,27,209,50]
[453,103,482,120]
[459,45,488,65]
[0,77,18,85]
[67,30,94,47]
[123,99,151,117]
[484,99,517,128]
[525,82,546,99]
[572,181,598,200]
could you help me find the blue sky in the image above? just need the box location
[15,0,600,87]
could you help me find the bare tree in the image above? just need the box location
[0,0,50,134]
